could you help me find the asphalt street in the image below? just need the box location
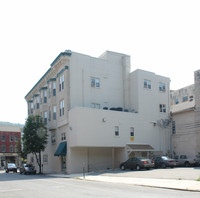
[0,171,200,198]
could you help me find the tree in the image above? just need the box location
[22,115,48,174]
[16,138,26,163]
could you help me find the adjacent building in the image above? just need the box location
[0,125,21,168]
[25,50,171,174]
[170,69,200,158]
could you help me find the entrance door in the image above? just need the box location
[61,156,66,171]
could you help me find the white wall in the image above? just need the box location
[68,107,170,153]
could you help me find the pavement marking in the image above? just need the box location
[0,189,23,193]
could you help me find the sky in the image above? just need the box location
[0,0,200,124]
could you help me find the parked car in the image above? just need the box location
[174,155,200,167]
[5,163,17,173]
[120,157,154,171]
[153,156,176,168]
[20,164,36,175]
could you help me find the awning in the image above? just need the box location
[54,142,67,156]
[126,144,154,151]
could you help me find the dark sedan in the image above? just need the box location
[5,163,17,173]
[153,156,176,168]
[20,164,36,175]
[120,157,155,171]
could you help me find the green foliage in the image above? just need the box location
[23,115,47,154]
[22,115,48,173]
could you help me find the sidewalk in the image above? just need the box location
[47,172,200,192]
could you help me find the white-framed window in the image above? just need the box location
[30,103,34,114]
[59,74,64,91]
[10,135,13,142]
[15,144,18,152]
[159,82,166,92]
[51,134,56,144]
[159,104,166,113]
[60,100,64,116]
[49,83,51,98]
[2,145,6,152]
[53,82,56,96]
[115,126,119,136]
[49,106,51,121]
[2,135,6,142]
[91,77,100,88]
[61,133,66,141]
[44,90,47,103]
[15,136,18,142]
[10,145,13,152]
[183,96,188,102]
[43,154,48,163]
[130,127,134,137]
[40,92,43,104]
[144,79,151,89]
[53,105,56,120]
[175,98,179,104]
[189,96,194,102]
[37,97,40,109]
[91,103,100,109]
[44,111,47,124]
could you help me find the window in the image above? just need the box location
[15,145,18,152]
[2,145,6,152]
[49,84,51,98]
[144,79,151,89]
[43,155,48,163]
[51,134,56,144]
[183,96,188,102]
[10,145,14,152]
[159,83,166,92]
[30,103,33,114]
[61,133,66,141]
[91,103,100,109]
[53,105,56,120]
[49,106,51,122]
[37,97,40,109]
[130,127,134,137]
[91,77,100,88]
[172,121,176,134]
[15,136,18,142]
[189,96,193,102]
[44,111,47,125]
[60,100,64,116]
[115,126,119,136]
[44,90,47,103]
[59,74,64,91]
[159,104,166,113]
[2,135,6,142]
[10,135,13,142]
[40,92,43,104]
[53,82,56,96]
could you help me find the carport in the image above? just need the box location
[126,144,154,158]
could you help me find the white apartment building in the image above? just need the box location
[25,50,171,174]
[170,70,200,158]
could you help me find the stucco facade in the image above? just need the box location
[170,70,200,158]
[25,50,171,174]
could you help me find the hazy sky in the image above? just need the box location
[0,0,200,124]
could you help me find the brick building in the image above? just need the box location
[0,125,21,168]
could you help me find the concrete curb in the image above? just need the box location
[79,175,200,192]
